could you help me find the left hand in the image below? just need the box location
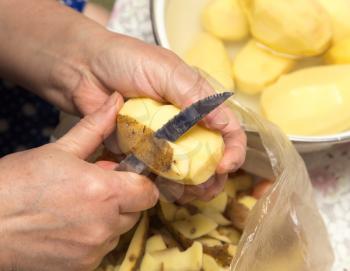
[66,34,246,203]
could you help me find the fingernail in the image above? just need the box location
[153,185,160,199]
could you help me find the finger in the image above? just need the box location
[117,212,141,235]
[197,174,227,201]
[95,160,119,170]
[109,172,159,213]
[154,176,185,203]
[56,92,124,159]
[203,106,247,174]
[104,132,123,155]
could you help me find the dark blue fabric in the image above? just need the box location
[0,0,88,157]
[0,82,59,156]
[61,0,87,12]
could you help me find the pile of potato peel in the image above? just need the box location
[95,172,273,271]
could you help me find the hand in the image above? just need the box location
[0,0,245,202]
[0,94,158,271]
[69,34,246,202]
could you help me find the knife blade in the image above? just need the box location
[116,92,233,174]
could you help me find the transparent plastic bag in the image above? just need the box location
[225,98,334,271]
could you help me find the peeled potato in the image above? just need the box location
[159,201,177,221]
[117,98,224,185]
[208,230,232,243]
[233,41,295,95]
[261,65,350,135]
[202,0,249,41]
[140,242,203,271]
[191,192,228,213]
[202,254,225,271]
[202,211,232,226]
[316,0,350,42]
[239,0,332,56]
[325,38,350,64]
[226,196,256,230]
[172,214,218,239]
[185,32,234,90]
[119,213,149,271]
[145,235,167,253]
[226,174,253,195]
[174,207,192,221]
[196,237,223,247]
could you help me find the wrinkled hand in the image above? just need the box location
[0,94,158,271]
[69,34,246,203]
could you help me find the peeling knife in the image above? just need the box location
[116,92,233,174]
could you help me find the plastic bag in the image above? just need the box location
[225,97,334,270]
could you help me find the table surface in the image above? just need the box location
[107,1,350,270]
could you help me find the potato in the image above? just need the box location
[261,65,350,135]
[316,0,350,42]
[117,98,224,185]
[140,242,203,271]
[145,235,167,253]
[207,230,231,243]
[239,0,332,56]
[226,196,256,230]
[157,208,235,267]
[233,40,295,95]
[172,214,218,239]
[224,180,236,198]
[252,179,274,199]
[159,201,177,221]
[174,207,192,221]
[202,211,232,226]
[196,237,223,247]
[238,195,257,210]
[202,254,226,271]
[217,226,241,245]
[185,32,234,90]
[202,0,249,41]
[325,38,350,64]
[227,174,253,193]
[119,213,149,271]
[204,244,237,266]
[191,192,228,213]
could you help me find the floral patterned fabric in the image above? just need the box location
[107,1,350,270]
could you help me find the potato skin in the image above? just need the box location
[117,115,174,173]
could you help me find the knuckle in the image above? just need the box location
[80,116,105,143]
[127,174,158,207]
[83,178,110,201]
[86,225,112,247]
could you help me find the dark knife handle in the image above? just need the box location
[115,154,147,174]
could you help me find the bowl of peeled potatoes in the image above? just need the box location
[151,0,350,152]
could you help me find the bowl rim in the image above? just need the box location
[150,0,350,145]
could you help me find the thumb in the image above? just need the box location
[56,92,123,159]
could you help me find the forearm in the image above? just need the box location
[0,0,109,113]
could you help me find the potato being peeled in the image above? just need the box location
[117,98,224,185]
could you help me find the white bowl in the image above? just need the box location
[150,0,350,152]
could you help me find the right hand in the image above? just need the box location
[0,93,159,271]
